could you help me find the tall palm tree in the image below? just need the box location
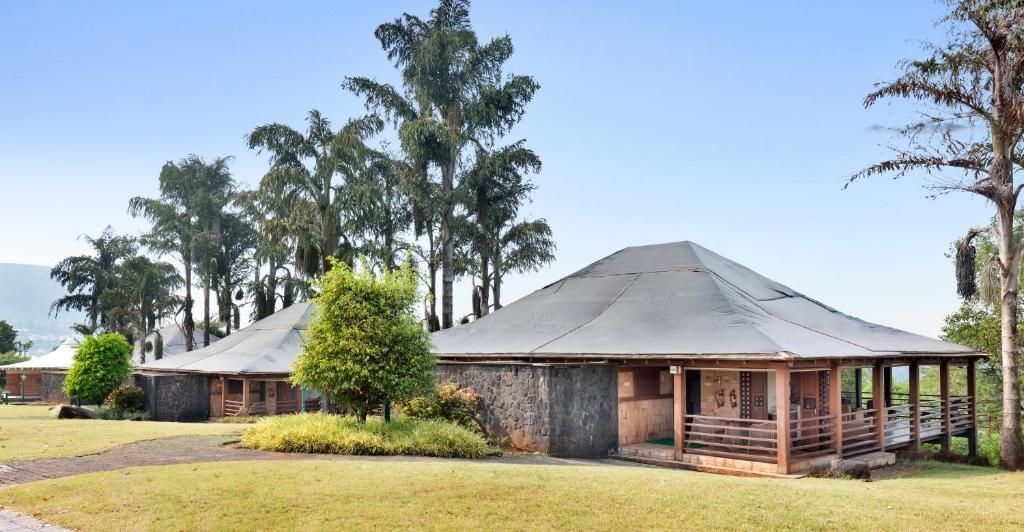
[129,156,227,351]
[247,111,383,279]
[118,255,181,362]
[50,226,137,334]
[190,157,235,347]
[349,0,539,329]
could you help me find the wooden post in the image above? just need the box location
[873,362,886,451]
[241,377,251,416]
[854,368,863,409]
[967,359,977,458]
[219,376,226,418]
[673,367,684,460]
[829,364,843,458]
[883,366,893,406]
[909,361,921,453]
[940,361,951,453]
[775,366,791,474]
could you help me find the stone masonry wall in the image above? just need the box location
[133,373,210,421]
[437,363,617,458]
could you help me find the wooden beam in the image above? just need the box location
[673,368,684,460]
[241,377,251,416]
[219,376,226,418]
[829,364,843,458]
[940,361,951,453]
[909,361,921,453]
[967,360,977,458]
[775,367,791,475]
[873,361,886,451]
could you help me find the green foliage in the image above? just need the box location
[88,406,151,421]
[240,413,489,458]
[0,351,31,366]
[104,384,145,414]
[291,259,435,421]
[0,320,16,353]
[401,382,482,433]
[63,333,133,405]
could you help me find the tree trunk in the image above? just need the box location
[478,255,490,317]
[493,250,503,310]
[996,205,1024,470]
[183,243,195,352]
[203,269,211,347]
[441,201,454,329]
[137,300,147,365]
[428,250,440,332]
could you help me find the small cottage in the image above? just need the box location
[431,241,983,475]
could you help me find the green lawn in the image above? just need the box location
[1,459,1022,531]
[0,404,242,461]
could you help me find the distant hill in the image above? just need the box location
[0,263,81,353]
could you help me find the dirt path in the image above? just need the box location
[0,435,638,487]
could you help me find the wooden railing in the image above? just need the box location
[305,398,321,412]
[683,414,777,463]
[790,414,835,459]
[949,396,974,433]
[224,399,244,417]
[882,403,914,447]
[841,408,880,457]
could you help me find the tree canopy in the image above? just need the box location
[63,333,133,405]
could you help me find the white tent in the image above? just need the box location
[3,336,79,371]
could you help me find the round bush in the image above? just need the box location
[401,383,482,433]
[105,384,145,413]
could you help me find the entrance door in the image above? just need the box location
[685,370,701,415]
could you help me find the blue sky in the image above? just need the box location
[0,1,994,336]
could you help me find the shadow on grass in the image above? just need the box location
[875,460,1001,481]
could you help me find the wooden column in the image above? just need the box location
[241,377,251,416]
[219,376,226,418]
[775,366,791,474]
[883,366,893,406]
[873,362,886,451]
[854,368,863,409]
[829,364,843,458]
[967,359,978,458]
[672,367,685,460]
[940,361,951,453]
[908,361,921,453]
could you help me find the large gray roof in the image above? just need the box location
[432,241,978,360]
[137,303,312,375]
[133,323,219,364]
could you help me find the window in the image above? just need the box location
[633,368,666,398]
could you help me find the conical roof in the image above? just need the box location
[138,302,313,374]
[431,241,977,360]
[3,336,79,370]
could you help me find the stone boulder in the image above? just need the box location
[57,405,99,419]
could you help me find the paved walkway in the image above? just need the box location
[0,435,637,487]
[0,509,68,531]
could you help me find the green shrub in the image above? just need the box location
[88,406,151,420]
[105,384,145,414]
[240,413,491,458]
[401,383,483,433]
[63,333,133,405]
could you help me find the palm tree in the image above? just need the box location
[118,255,181,362]
[247,111,383,278]
[129,156,225,351]
[189,157,235,347]
[348,0,539,329]
[50,226,137,334]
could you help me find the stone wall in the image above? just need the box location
[437,362,617,458]
[41,372,68,404]
[133,373,210,421]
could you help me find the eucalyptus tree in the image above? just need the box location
[247,110,383,279]
[129,156,223,352]
[50,226,137,335]
[849,0,1024,469]
[348,0,539,329]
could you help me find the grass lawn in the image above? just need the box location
[1,459,1022,531]
[0,404,242,461]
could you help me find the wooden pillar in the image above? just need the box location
[775,366,791,474]
[883,366,893,406]
[829,364,843,458]
[873,362,886,451]
[940,361,951,453]
[909,361,921,453]
[854,368,863,409]
[241,377,251,416]
[967,359,978,458]
[219,376,226,418]
[673,367,685,460]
